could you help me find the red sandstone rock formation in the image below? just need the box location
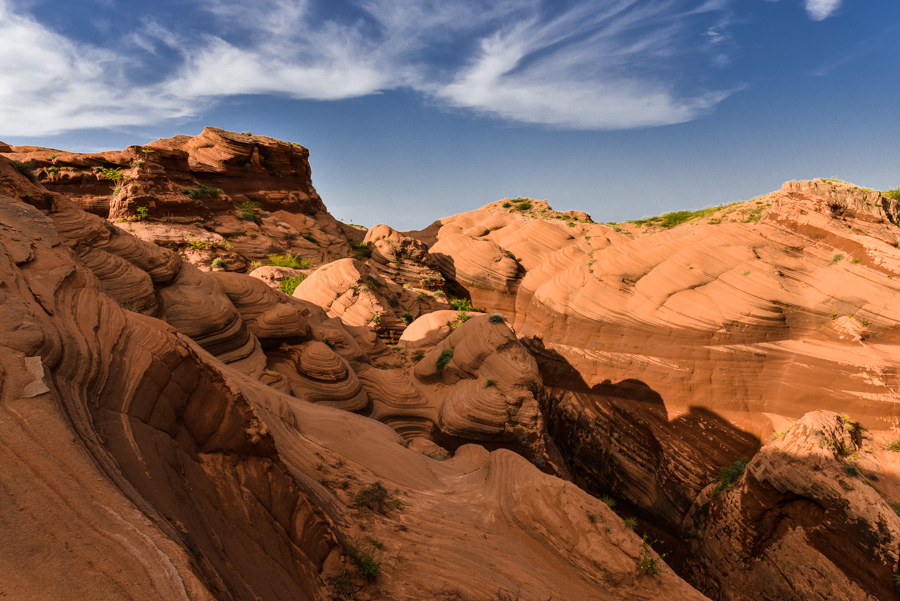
[3,130,900,601]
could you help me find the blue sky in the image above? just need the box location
[1,0,898,229]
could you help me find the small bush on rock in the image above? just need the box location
[436,348,454,370]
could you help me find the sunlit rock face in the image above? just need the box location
[683,410,900,601]
[5,130,900,601]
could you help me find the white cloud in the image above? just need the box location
[804,0,842,20]
[432,1,732,128]
[0,0,736,136]
[0,0,196,135]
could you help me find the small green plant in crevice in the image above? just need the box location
[342,536,382,582]
[353,481,397,515]
[326,567,357,594]
[488,313,505,323]
[279,274,307,295]
[452,310,470,329]
[400,311,414,325]
[894,572,900,596]
[351,242,372,259]
[411,350,425,363]
[239,200,261,212]
[45,165,59,178]
[586,511,598,524]
[623,516,637,529]
[484,379,496,388]
[266,253,309,269]
[211,257,226,269]
[436,347,454,370]
[188,239,209,250]
[888,440,900,452]
[11,160,37,182]
[891,502,900,517]
[369,313,382,325]
[184,184,223,200]
[637,535,666,577]
[714,458,750,495]
[600,496,616,509]
[502,201,512,208]
[98,166,123,181]
[135,206,149,221]
[843,465,860,477]
[830,253,844,265]
[450,298,480,312]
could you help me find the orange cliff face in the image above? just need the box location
[2,130,900,601]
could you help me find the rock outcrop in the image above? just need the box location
[5,130,900,601]
[684,410,900,601]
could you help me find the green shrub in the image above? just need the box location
[489,313,505,323]
[515,201,532,211]
[184,185,223,200]
[326,568,356,594]
[267,254,309,269]
[411,350,425,363]
[637,535,666,577]
[830,253,844,265]
[135,206,149,221]
[279,274,306,294]
[484,379,496,388]
[400,311,414,325]
[98,166,123,181]
[888,440,900,451]
[351,243,372,259]
[601,496,616,508]
[188,239,209,250]
[714,458,749,495]
[436,348,454,370]
[342,536,381,582]
[502,201,512,208]
[211,257,226,269]
[883,187,900,201]
[353,481,392,514]
[240,200,261,212]
[623,516,637,529]
[450,298,478,312]
[240,211,261,225]
[11,160,37,182]
[452,310,470,329]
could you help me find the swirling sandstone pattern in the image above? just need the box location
[7,130,900,601]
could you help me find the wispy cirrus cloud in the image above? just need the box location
[0,0,738,136]
[0,0,195,135]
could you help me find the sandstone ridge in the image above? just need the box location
[2,131,900,601]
